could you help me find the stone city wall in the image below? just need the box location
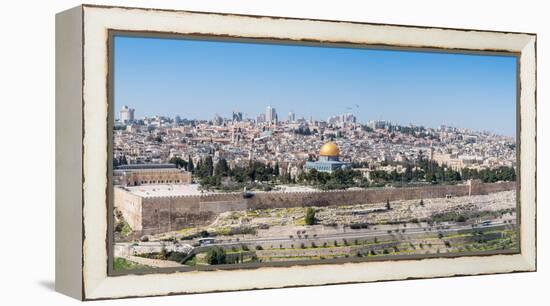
[247,181,515,209]
[138,193,246,235]
[114,187,143,231]
[116,181,516,235]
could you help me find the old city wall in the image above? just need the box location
[139,193,246,235]
[114,187,143,231]
[122,181,516,235]
[247,181,515,209]
[470,180,516,195]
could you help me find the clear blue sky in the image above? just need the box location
[114,35,517,137]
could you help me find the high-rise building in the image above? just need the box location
[341,113,356,123]
[120,105,135,123]
[256,113,266,124]
[212,113,223,126]
[327,115,339,125]
[288,111,295,122]
[266,106,277,123]
[232,111,243,122]
[368,120,388,130]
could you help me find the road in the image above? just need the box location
[210,221,513,247]
[115,219,515,260]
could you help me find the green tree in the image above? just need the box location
[214,158,230,176]
[273,161,280,176]
[404,164,413,181]
[205,246,226,265]
[160,245,168,259]
[187,155,194,172]
[205,156,214,176]
[169,157,188,169]
[305,207,316,225]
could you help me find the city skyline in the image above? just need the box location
[114,36,517,136]
[116,104,514,138]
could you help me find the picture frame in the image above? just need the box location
[55,4,536,300]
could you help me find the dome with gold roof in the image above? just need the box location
[319,142,340,157]
[306,142,350,173]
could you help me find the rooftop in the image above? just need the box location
[119,183,323,198]
[319,142,340,156]
[120,184,205,198]
[115,163,177,170]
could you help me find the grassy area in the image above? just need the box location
[253,228,518,261]
[120,222,132,236]
[132,227,517,268]
[183,255,197,266]
[113,257,150,271]
[428,208,515,223]
[113,219,133,237]
[176,227,198,235]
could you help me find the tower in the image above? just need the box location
[288,111,295,122]
[119,105,135,123]
[266,106,277,123]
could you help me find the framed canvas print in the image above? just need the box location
[55,4,537,300]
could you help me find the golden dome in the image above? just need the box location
[319,142,340,156]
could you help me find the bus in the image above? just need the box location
[197,237,216,246]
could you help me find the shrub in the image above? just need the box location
[205,247,226,265]
[305,208,316,225]
[167,251,187,263]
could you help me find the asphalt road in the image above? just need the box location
[207,220,514,247]
[115,219,515,257]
